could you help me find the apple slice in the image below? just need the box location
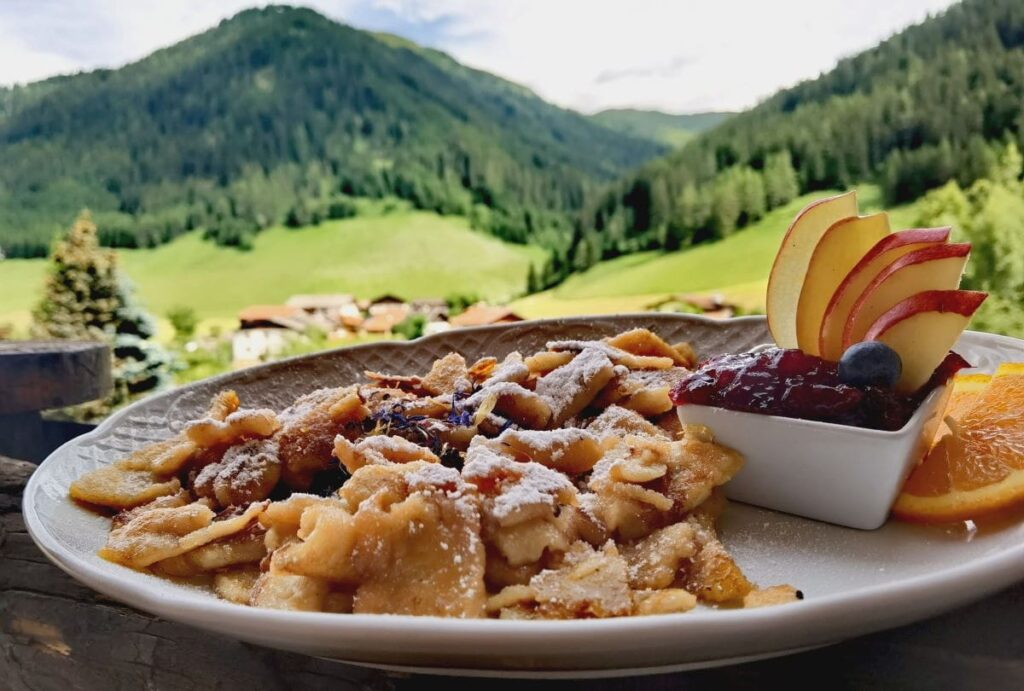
[795,213,891,355]
[864,290,987,393]
[818,228,950,360]
[843,243,970,350]
[766,191,858,348]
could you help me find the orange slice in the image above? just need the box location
[931,372,990,443]
[893,364,1024,523]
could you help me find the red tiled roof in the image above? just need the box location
[238,305,303,321]
[449,304,524,327]
[362,313,399,333]
[702,307,736,320]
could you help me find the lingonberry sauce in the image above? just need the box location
[670,348,969,431]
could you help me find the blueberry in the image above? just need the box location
[838,341,902,389]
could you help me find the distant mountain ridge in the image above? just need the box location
[0,5,664,257]
[589,109,733,147]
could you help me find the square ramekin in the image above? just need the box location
[676,385,951,530]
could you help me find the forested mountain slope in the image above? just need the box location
[0,6,663,257]
[580,0,1024,269]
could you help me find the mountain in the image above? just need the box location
[578,0,1024,268]
[589,109,732,148]
[0,6,665,258]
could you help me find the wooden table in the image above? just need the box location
[2,456,1022,690]
[0,341,110,462]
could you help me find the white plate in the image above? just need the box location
[23,315,1024,677]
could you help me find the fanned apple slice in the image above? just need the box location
[843,243,970,350]
[766,191,858,348]
[795,213,890,356]
[819,228,950,361]
[864,290,987,393]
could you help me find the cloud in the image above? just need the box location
[595,55,694,84]
[0,0,960,113]
[0,0,259,84]
[454,0,961,112]
[341,2,486,49]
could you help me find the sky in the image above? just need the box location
[0,0,959,114]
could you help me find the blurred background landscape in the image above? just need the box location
[1,0,1022,413]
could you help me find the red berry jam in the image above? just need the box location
[670,348,969,431]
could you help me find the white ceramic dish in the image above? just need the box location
[22,315,1024,677]
[678,385,951,530]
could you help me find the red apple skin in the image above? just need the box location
[842,242,972,349]
[863,290,989,341]
[766,191,857,348]
[865,289,987,392]
[818,228,950,359]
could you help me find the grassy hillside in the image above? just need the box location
[589,109,732,148]
[0,5,663,257]
[0,211,545,332]
[514,185,917,318]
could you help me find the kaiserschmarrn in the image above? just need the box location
[69,328,800,618]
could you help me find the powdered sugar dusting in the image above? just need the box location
[277,388,347,426]
[536,348,614,423]
[496,428,597,464]
[405,462,462,492]
[462,445,574,522]
[465,381,536,406]
[547,339,632,361]
[483,352,529,386]
[587,406,666,439]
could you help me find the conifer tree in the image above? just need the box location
[33,212,121,339]
[712,176,741,236]
[526,262,542,294]
[33,211,171,407]
[764,151,800,208]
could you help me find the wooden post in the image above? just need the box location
[0,341,111,461]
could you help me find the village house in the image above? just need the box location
[361,313,399,335]
[422,320,452,337]
[232,305,308,365]
[449,303,525,328]
[367,294,407,316]
[409,298,448,322]
[361,294,410,335]
[286,294,363,334]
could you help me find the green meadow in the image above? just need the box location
[513,185,915,318]
[0,211,546,335]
